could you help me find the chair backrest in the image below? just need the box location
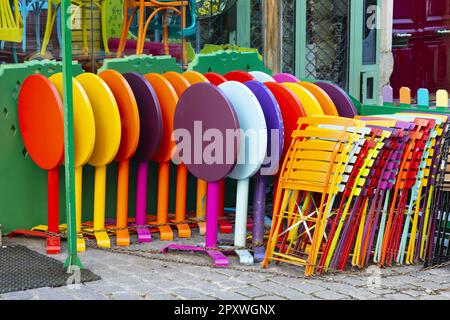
[0,0,23,42]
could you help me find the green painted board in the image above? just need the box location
[360,104,450,116]
[189,50,271,75]
[99,55,182,75]
[0,60,83,233]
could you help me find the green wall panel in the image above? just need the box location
[0,61,83,233]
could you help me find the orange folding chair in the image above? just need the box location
[263,116,366,276]
[116,0,189,65]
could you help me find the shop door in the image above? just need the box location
[391,0,450,97]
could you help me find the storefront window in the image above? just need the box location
[0,1,263,70]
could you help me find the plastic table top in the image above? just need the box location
[298,82,339,116]
[144,73,178,163]
[174,83,240,182]
[244,81,284,176]
[76,73,121,167]
[123,73,162,163]
[49,73,95,168]
[315,81,358,118]
[99,70,140,162]
[283,82,325,117]
[18,74,64,170]
[219,81,267,180]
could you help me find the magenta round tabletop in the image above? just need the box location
[273,73,299,83]
[174,83,240,182]
[123,73,163,162]
[315,81,358,118]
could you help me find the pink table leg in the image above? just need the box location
[136,162,152,243]
[163,182,228,267]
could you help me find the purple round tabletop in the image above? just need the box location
[244,81,284,176]
[273,73,299,83]
[123,73,163,162]
[315,81,357,118]
[174,83,240,182]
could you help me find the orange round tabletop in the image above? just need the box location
[163,71,190,96]
[298,82,339,116]
[99,70,140,162]
[183,70,210,85]
[144,73,178,163]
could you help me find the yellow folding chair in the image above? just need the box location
[0,0,23,42]
[263,116,366,276]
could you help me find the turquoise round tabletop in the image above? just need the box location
[218,81,267,180]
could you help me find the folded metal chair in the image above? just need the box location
[263,116,366,276]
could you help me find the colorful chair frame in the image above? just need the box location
[40,0,109,56]
[116,0,194,65]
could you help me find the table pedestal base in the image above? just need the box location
[163,244,229,267]
[137,227,152,243]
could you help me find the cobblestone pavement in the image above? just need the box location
[1,233,450,300]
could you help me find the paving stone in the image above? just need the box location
[233,286,268,299]
[208,290,248,300]
[312,289,351,300]
[323,282,379,300]
[171,288,216,300]
[253,295,287,300]
[252,281,316,300]
[144,293,177,300]
[126,283,169,295]
[382,293,416,300]
[25,287,78,300]
[217,279,247,289]
[110,292,145,300]
[0,290,34,300]
[412,280,448,291]
[270,277,326,294]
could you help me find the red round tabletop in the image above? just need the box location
[204,72,227,86]
[18,74,64,170]
[224,71,255,83]
[264,82,307,160]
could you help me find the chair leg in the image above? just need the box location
[116,3,130,58]
[56,6,62,54]
[136,0,145,55]
[35,4,43,51]
[41,1,56,55]
[82,5,88,54]
[21,1,27,52]
[163,12,169,55]
[101,0,109,54]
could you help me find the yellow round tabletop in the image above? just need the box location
[298,82,339,116]
[183,71,210,85]
[99,70,140,162]
[49,73,95,168]
[283,82,325,117]
[76,73,122,167]
[144,73,178,163]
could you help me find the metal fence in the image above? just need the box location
[250,0,264,55]
[304,0,350,89]
[281,0,296,74]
